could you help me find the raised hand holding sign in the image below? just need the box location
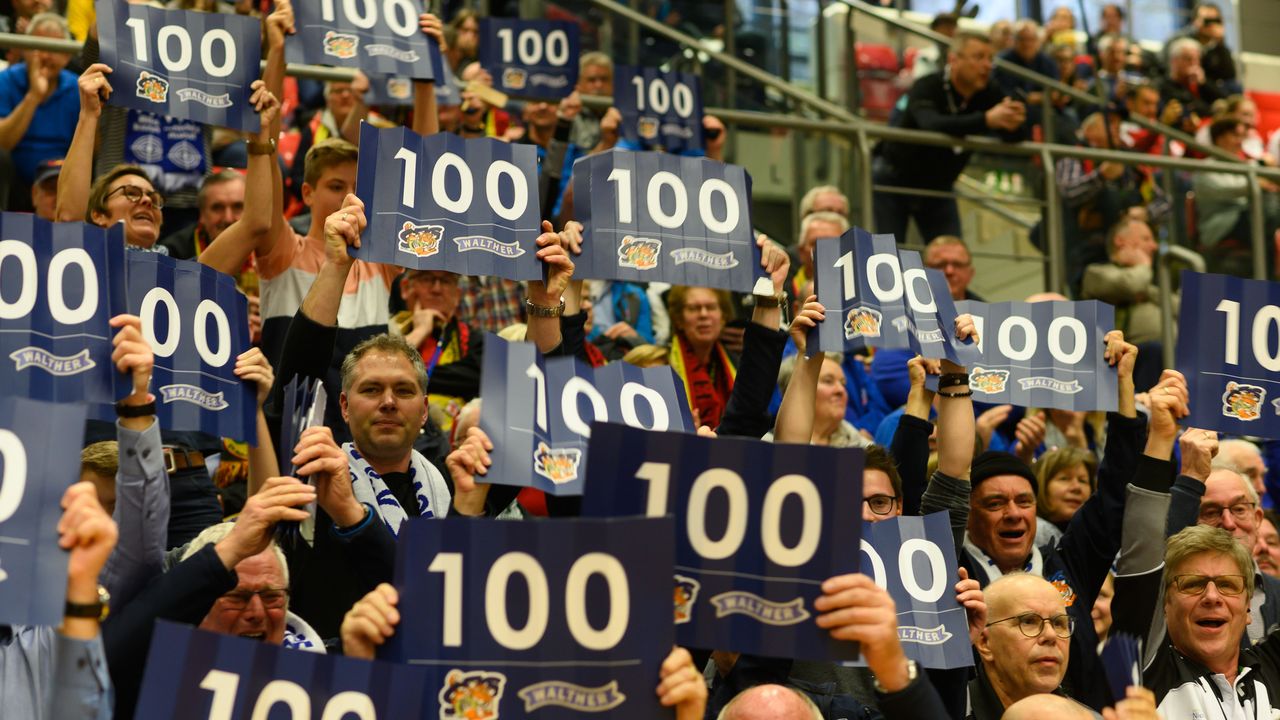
[930,300,1119,412]
[0,215,127,404]
[479,18,579,99]
[582,423,864,661]
[613,65,703,154]
[353,123,544,279]
[96,0,263,130]
[573,150,763,292]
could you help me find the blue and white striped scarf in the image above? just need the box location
[343,443,450,536]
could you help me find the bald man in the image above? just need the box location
[970,574,1092,718]
[1003,692,1097,719]
[716,685,822,720]
[1218,439,1266,502]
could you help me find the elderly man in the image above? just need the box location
[1147,525,1280,714]
[799,185,850,218]
[924,236,983,302]
[789,210,849,298]
[570,51,613,152]
[1081,217,1166,346]
[1157,37,1223,132]
[969,574,1093,718]
[1219,439,1267,503]
[960,333,1145,712]
[0,12,76,209]
[873,32,1026,243]
[1163,2,1237,93]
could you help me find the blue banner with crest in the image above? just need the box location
[96,0,262,131]
[573,149,763,292]
[1176,271,1280,438]
[809,227,979,364]
[353,124,544,280]
[478,335,695,496]
[0,215,127,405]
[289,0,439,80]
[582,423,865,662]
[385,516,675,719]
[613,66,703,154]
[479,18,579,99]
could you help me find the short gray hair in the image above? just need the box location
[1169,37,1201,60]
[197,169,245,210]
[717,686,822,720]
[799,185,849,217]
[799,211,850,244]
[340,333,430,394]
[579,51,613,74]
[182,521,291,587]
[27,12,70,38]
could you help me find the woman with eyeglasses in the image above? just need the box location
[666,285,737,430]
[82,165,166,249]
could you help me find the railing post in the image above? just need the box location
[1041,147,1065,294]
[856,128,875,231]
[1040,89,1056,146]
[816,0,829,101]
[1248,167,1268,280]
[1156,246,1176,369]
[846,4,860,116]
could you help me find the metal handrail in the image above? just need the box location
[833,0,1240,164]
[1156,244,1205,367]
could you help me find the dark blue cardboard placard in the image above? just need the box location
[123,253,254,442]
[613,65,703,154]
[809,227,979,364]
[572,149,763,291]
[479,18,579,99]
[288,0,440,80]
[97,0,262,131]
[1176,270,1280,438]
[353,124,544,279]
[0,398,88,627]
[581,423,864,662]
[921,300,1119,412]
[136,621,444,718]
[0,216,127,405]
[848,513,973,669]
[385,516,675,719]
[478,335,695,496]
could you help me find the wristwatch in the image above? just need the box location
[247,137,277,156]
[525,298,566,318]
[115,395,156,418]
[873,659,918,693]
[65,585,110,622]
[753,292,786,309]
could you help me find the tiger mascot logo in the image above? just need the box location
[502,67,528,90]
[843,307,883,339]
[617,236,661,270]
[323,31,359,59]
[1222,381,1265,421]
[673,575,701,624]
[438,670,505,719]
[532,442,581,485]
[135,71,169,103]
[397,223,444,259]
[638,117,659,140]
[970,367,1009,395]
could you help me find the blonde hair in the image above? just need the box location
[622,344,669,368]
[80,441,118,478]
[303,138,358,187]
[1163,524,1254,600]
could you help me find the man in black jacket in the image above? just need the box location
[872,32,1026,243]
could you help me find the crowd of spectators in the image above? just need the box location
[5,1,1280,720]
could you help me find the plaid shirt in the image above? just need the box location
[455,276,525,334]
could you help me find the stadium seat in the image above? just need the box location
[855,42,902,122]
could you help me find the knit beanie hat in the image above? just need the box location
[970,450,1038,494]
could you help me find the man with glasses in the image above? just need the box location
[969,573,1088,718]
[1147,524,1280,714]
[961,330,1146,712]
[1163,1,1238,95]
[924,236,983,302]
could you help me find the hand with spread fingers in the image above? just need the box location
[213,476,314,570]
[341,583,400,660]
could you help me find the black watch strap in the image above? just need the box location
[116,397,156,418]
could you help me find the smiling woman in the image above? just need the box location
[1033,447,1098,536]
[85,164,164,249]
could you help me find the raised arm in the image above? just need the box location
[301,193,365,326]
[56,63,112,222]
[233,347,279,496]
[935,315,978,482]
[525,220,574,354]
[771,296,825,444]
[411,13,443,136]
[198,81,280,274]
[340,71,372,146]
[262,0,293,263]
